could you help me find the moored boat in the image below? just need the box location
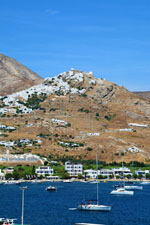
[124,181,143,190]
[140,181,149,185]
[0,218,16,225]
[110,188,134,195]
[46,186,57,191]
[78,154,111,212]
[78,200,111,211]
[75,223,105,225]
[124,185,143,190]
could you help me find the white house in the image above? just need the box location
[65,161,83,177]
[0,169,5,179]
[84,169,97,179]
[99,169,113,178]
[112,167,132,177]
[35,166,53,177]
[3,167,14,174]
[135,169,150,177]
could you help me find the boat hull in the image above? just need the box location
[124,185,143,190]
[110,190,134,195]
[78,204,111,211]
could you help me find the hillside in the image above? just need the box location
[0,53,43,96]
[0,69,150,164]
[133,91,150,100]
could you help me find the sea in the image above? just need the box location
[0,181,150,225]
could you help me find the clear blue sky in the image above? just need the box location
[1,0,150,91]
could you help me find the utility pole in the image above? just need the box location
[20,186,27,225]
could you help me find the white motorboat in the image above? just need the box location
[140,181,149,185]
[63,179,72,183]
[110,187,134,195]
[124,181,143,190]
[78,154,111,212]
[89,180,99,184]
[0,218,15,225]
[124,185,143,190]
[75,223,105,225]
[46,186,57,191]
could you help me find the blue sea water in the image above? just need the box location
[0,181,150,225]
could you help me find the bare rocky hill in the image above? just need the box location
[0,53,43,96]
[0,68,150,164]
[133,91,150,100]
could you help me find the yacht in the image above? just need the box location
[75,223,105,225]
[78,200,111,211]
[46,186,57,191]
[140,181,149,185]
[89,180,99,184]
[110,187,134,195]
[123,181,143,190]
[63,179,72,183]
[78,154,111,212]
[0,218,15,225]
[124,184,143,190]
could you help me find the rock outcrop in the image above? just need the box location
[0,53,43,96]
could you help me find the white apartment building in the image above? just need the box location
[65,161,83,177]
[135,169,150,177]
[112,167,132,177]
[99,169,113,177]
[35,166,53,177]
[84,169,97,179]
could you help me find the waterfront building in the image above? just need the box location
[84,169,97,179]
[65,161,83,177]
[99,169,113,178]
[0,169,5,179]
[112,167,132,177]
[35,166,54,177]
[135,169,150,177]
[3,167,14,174]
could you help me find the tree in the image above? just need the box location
[12,171,20,180]
[133,173,138,179]
[5,173,13,180]
[77,173,83,179]
[146,173,150,179]
[126,174,132,179]
[44,161,48,166]
[98,175,103,179]
[138,174,143,180]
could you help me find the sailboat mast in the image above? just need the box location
[96,154,99,205]
[122,157,125,186]
[132,151,134,178]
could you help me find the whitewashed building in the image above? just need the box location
[35,166,53,177]
[84,169,97,179]
[99,169,113,177]
[65,161,83,177]
[3,167,14,174]
[135,169,150,177]
[112,167,132,177]
[0,169,5,179]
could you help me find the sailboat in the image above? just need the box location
[78,154,111,211]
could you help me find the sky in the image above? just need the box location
[1,0,150,91]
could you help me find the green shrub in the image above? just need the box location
[81,93,87,98]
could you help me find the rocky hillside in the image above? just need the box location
[134,91,150,100]
[0,53,43,96]
[0,69,150,163]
